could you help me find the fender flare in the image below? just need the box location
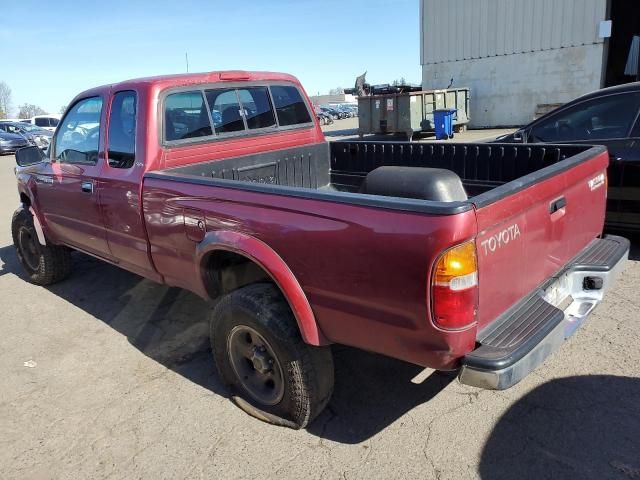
[195,230,329,346]
[28,206,47,246]
[16,186,47,246]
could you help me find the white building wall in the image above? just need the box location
[421,0,608,127]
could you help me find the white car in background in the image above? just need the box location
[22,114,61,132]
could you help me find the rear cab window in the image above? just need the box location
[165,91,212,141]
[270,85,312,126]
[162,83,312,145]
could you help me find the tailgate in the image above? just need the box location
[473,147,609,330]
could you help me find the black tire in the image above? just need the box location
[211,283,334,429]
[11,208,72,285]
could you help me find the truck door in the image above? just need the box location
[36,96,112,258]
[98,90,161,282]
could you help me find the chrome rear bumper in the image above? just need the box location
[459,235,629,390]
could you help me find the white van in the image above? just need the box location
[24,114,61,132]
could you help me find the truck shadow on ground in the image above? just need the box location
[480,375,640,480]
[0,245,453,442]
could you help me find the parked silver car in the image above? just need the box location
[0,130,29,154]
[0,121,52,150]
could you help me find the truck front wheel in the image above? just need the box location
[11,208,71,285]
[210,283,334,429]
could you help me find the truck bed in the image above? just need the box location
[143,139,608,370]
[149,141,598,211]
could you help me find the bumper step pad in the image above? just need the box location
[459,235,629,390]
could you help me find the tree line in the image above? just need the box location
[0,80,61,119]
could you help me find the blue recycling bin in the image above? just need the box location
[433,109,457,140]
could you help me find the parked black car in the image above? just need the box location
[496,82,640,231]
[0,130,30,154]
[320,106,346,120]
[316,112,334,126]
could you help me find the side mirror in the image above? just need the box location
[512,130,524,142]
[15,146,46,167]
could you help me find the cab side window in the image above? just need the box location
[530,93,640,142]
[54,97,103,164]
[108,91,137,169]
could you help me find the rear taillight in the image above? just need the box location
[431,240,478,330]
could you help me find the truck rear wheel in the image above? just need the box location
[11,208,71,285]
[210,283,334,429]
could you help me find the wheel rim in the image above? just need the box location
[227,325,285,406]
[18,226,40,271]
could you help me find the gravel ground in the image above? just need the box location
[0,153,638,480]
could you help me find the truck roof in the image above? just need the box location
[70,71,303,104]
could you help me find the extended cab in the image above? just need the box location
[13,71,629,428]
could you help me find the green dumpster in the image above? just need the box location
[357,88,470,141]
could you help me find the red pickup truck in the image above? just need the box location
[13,71,628,428]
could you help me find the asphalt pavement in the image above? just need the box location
[0,151,638,480]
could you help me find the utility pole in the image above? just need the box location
[185,52,189,73]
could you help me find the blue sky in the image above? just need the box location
[2,0,420,115]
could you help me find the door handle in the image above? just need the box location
[81,181,94,193]
[549,197,567,214]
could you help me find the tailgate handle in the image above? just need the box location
[549,197,567,214]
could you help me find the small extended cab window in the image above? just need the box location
[108,91,136,169]
[54,97,103,164]
[35,117,49,127]
[270,85,312,126]
[165,91,212,141]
